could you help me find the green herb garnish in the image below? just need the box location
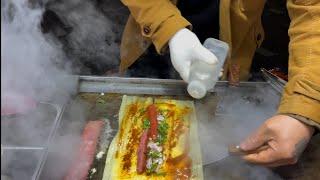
[158,121,169,134]
[156,135,166,145]
[156,121,169,145]
[143,119,150,129]
[139,109,146,114]
[147,163,158,174]
[148,151,162,159]
[155,172,166,176]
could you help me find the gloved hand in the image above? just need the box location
[240,115,315,167]
[169,28,218,81]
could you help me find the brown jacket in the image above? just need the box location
[119,0,320,125]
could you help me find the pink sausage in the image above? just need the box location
[64,120,104,180]
[137,130,149,174]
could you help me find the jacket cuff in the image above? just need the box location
[151,15,191,54]
[278,92,320,126]
[281,113,320,130]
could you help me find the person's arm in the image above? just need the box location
[277,0,320,125]
[239,0,319,167]
[121,1,218,81]
[121,0,191,54]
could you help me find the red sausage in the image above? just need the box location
[137,130,149,174]
[64,120,104,180]
[147,104,158,140]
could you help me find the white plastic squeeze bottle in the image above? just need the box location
[187,38,229,99]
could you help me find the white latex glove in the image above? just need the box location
[169,28,218,81]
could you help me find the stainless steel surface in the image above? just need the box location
[79,76,279,94]
[261,68,286,92]
[1,102,65,180]
[2,147,45,151]
[75,76,283,179]
[2,76,285,180]
[33,104,65,180]
[1,103,59,146]
[79,76,188,95]
[1,148,44,180]
[35,76,319,180]
[2,76,316,180]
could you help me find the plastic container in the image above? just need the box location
[187,38,229,99]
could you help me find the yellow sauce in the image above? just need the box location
[115,101,193,179]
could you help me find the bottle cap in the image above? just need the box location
[187,80,207,99]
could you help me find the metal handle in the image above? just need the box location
[228,144,269,156]
[261,68,286,93]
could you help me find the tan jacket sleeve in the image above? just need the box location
[121,0,191,54]
[278,0,320,125]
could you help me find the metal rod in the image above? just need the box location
[78,76,273,95]
[79,76,270,87]
[261,68,286,93]
[2,146,44,151]
[32,104,66,180]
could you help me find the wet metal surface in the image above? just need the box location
[1,102,64,180]
[1,149,43,180]
[74,77,319,180]
[1,103,58,147]
[5,77,318,180]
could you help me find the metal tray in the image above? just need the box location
[1,103,60,147]
[1,148,44,180]
[1,102,65,180]
[40,76,283,180]
[4,76,318,180]
[2,76,285,180]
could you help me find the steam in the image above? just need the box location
[1,0,77,105]
[39,98,89,180]
[197,85,281,179]
[1,0,84,179]
[44,0,122,75]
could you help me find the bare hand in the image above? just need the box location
[240,115,315,167]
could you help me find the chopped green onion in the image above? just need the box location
[147,163,158,174]
[156,121,169,144]
[148,151,162,159]
[158,121,169,134]
[155,172,166,176]
[143,119,150,129]
[139,109,146,114]
[156,134,165,145]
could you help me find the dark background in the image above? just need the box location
[250,0,290,81]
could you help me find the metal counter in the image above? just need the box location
[4,76,319,180]
[74,76,319,180]
[1,102,65,180]
[77,76,283,179]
